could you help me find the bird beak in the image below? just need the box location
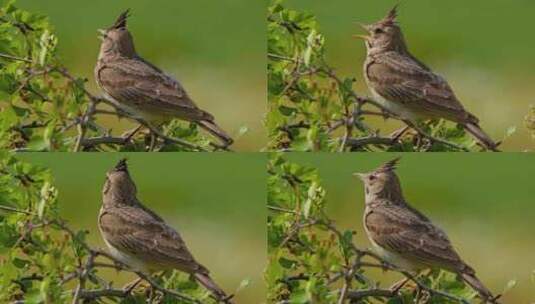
[97,29,106,39]
[352,172,366,180]
[353,34,370,41]
[353,22,371,41]
[358,22,370,32]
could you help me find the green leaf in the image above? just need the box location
[12,257,30,269]
[279,105,297,116]
[38,29,51,66]
[37,181,51,219]
[279,257,296,269]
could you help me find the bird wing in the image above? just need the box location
[367,52,468,120]
[97,58,213,122]
[365,202,470,273]
[99,205,207,273]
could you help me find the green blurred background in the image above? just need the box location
[285,0,535,151]
[286,153,535,302]
[19,153,267,303]
[14,0,266,151]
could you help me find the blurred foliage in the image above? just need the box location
[267,1,510,152]
[266,154,499,303]
[0,152,251,303]
[0,0,233,152]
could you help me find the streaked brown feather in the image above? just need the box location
[365,202,472,273]
[97,58,213,122]
[99,205,207,274]
[366,52,473,121]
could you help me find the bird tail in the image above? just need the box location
[461,272,497,303]
[463,122,499,151]
[198,120,234,146]
[194,272,234,303]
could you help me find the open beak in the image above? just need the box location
[353,22,371,41]
[352,172,366,180]
[353,34,370,40]
[97,29,106,40]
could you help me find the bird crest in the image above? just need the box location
[109,9,131,30]
[376,156,401,173]
[114,158,129,172]
[379,4,399,26]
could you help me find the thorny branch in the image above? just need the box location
[0,205,216,303]
[267,205,486,304]
[268,52,473,152]
[267,165,500,304]
[0,52,226,152]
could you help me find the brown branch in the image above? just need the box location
[46,219,212,303]
[0,52,32,63]
[268,179,481,304]
[79,135,131,149]
[0,53,221,152]
[269,45,478,152]
[267,205,297,214]
[135,271,203,304]
[346,288,396,302]
[345,135,399,149]
[0,204,35,215]
[402,120,469,152]
[75,287,131,300]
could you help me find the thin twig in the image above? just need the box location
[345,135,398,149]
[404,120,469,151]
[0,52,32,63]
[0,204,34,215]
[346,288,396,301]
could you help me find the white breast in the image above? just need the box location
[99,228,149,273]
[363,209,421,272]
[101,92,148,121]
[369,240,421,272]
[369,87,420,121]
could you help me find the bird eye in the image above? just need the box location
[369,175,376,181]
[374,28,384,34]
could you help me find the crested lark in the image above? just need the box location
[95,10,233,146]
[356,6,498,151]
[355,158,495,301]
[98,159,231,302]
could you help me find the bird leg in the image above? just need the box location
[390,268,432,294]
[121,124,144,142]
[402,119,467,151]
[123,277,143,294]
[148,132,157,151]
[389,125,410,141]
[389,277,410,293]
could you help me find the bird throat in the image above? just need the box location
[365,184,405,205]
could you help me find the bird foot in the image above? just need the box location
[122,277,143,294]
[121,125,144,142]
[221,294,235,304]
[389,126,410,141]
[389,277,410,293]
[381,109,392,120]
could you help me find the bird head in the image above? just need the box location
[102,158,138,206]
[354,4,408,55]
[353,157,404,201]
[97,9,137,58]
